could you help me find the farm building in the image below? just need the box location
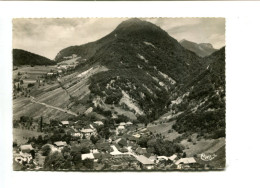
[20,144,34,153]
[135,155,154,169]
[54,141,67,149]
[175,157,197,169]
[60,121,69,126]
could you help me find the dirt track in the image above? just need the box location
[30,97,78,116]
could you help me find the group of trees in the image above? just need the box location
[137,136,184,157]
[43,145,94,171]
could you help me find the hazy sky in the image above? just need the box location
[13,18,225,60]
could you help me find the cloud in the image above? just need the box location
[13,18,225,59]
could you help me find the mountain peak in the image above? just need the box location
[114,18,166,36]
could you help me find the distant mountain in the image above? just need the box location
[13,49,56,66]
[180,39,217,57]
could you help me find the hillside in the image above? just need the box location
[13,49,56,66]
[53,18,203,122]
[171,47,225,139]
[180,39,217,57]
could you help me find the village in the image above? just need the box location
[13,116,208,171]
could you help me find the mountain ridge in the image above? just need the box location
[13,49,56,66]
[180,39,217,57]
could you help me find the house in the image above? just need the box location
[135,155,154,169]
[157,156,169,162]
[81,128,95,136]
[71,132,82,138]
[168,154,178,162]
[20,144,34,153]
[47,72,54,76]
[93,121,103,126]
[126,121,133,126]
[149,155,157,162]
[136,147,147,155]
[175,157,197,169]
[54,141,67,149]
[60,121,69,126]
[90,149,99,153]
[81,153,94,160]
[117,125,125,134]
[132,134,141,139]
[119,122,126,126]
[118,125,125,130]
[144,152,152,158]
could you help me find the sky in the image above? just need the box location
[13,18,225,60]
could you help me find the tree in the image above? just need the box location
[90,135,100,144]
[39,116,44,132]
[83,159,94,169]
[41,145,52,156]
[44,151,65,170]
[81,146,90,154]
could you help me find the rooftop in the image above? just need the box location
[175,157,196,165]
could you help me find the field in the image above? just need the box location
[195,145,226,169]
[13,128,45,145]
[13,65,109,121]
[181,135,225,157]
[13,65,56,80]
[147,120,182,141]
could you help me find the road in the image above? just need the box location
[30,97,78,116]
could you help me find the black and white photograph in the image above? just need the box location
[12,17,225,171]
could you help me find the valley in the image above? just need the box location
[12,18,225,171]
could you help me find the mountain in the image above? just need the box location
[180,39,217,57]
[14,18,225,139]
[13,49,56,66]
[53,18,204,122]
[171,47,225,139]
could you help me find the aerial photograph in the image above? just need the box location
[12,18,225,171]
